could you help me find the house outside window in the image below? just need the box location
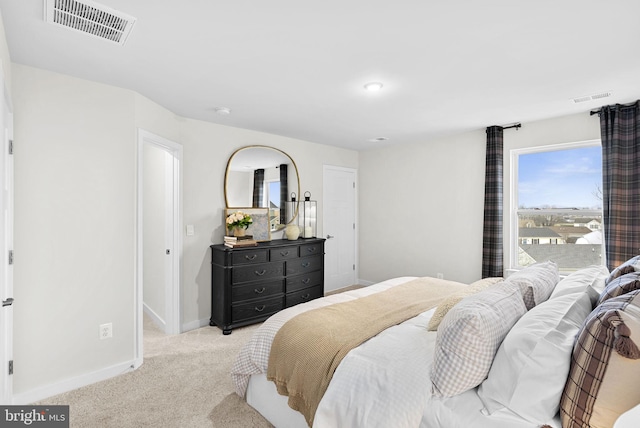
[511,140,604,272]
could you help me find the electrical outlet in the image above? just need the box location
[437,273,444,279]
[100,323,112,340]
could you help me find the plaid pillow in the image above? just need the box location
[597,271,640,305]
[605,255,640,285]
[431,282,527,397]
[560,290,640,428]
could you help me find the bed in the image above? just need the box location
[231,258,640,428]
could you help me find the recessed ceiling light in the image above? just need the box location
[214,107,231,115]
[364,82,383,92]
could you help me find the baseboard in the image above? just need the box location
[181,317,211,332]
[12,360,137,405]
[143,303,166,331]
[358,279,375,286]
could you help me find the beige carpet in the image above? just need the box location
[36,315,274,428]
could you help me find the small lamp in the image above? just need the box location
[299,191,317,238]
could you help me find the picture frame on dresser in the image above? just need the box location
[225,207,271,242]
[209,238,325,335]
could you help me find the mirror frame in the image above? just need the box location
[224,145,301,230]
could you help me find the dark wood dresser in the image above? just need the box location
[209,238,325,334]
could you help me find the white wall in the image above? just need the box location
[358,112,601,285]
[13,65,137,399]
[359,130,487,284]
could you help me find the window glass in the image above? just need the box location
[514,143,604,272]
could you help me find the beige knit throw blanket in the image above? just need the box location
[266,276,467,426]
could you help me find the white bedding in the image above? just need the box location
[232,277,562,428]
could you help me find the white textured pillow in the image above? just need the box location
[430,282,527,397]
[427,277,502,331]
[478,290,593,423]
[505,261,559,309]
[549,264,609,305]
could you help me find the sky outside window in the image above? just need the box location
[518,146,602,209]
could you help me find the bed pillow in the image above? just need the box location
[478,289,593,423]
[597,271,640,306]
[505,261,559,309]
[560,289,640,428]
[549,264,609,306]
[605,255,640,284]
[427,277,502,331]
[430,282,527,397]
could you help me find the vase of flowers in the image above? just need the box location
[226,211,253,237]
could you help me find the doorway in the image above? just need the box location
[323,165,357,292]
[135,130,182,366]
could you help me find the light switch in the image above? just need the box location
[186,224,195,236]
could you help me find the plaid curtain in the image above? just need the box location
[600,100,640,271]
[482,126,504,278]
[252,168,264,207]
[279,164,288,224]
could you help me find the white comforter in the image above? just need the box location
[231,277,561,428]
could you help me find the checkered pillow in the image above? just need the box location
[605,255,640,285]
[597,271,640,305]
[431,282,528,397]
[560,290,640,428]
[505,261,559,310]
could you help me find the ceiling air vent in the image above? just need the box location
[44,0,136,46]
[572,91,612,104]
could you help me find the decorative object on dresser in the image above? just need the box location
[224,207,271,242]
[299,191,317,238]
[224,235,258,248]
[210,238,325,335]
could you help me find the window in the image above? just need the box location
[511,141,604,272]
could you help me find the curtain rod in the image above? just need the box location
[503,123,522,130]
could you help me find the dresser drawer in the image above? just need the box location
[300,242,323,257]
[286,286,323,307]
[286,255,322,276]
[232,279,284,302]
[287,270,323,293]
[270,246,299,261]
[232,248,269,265]
[232,262,284,284]
[232,296,284,322]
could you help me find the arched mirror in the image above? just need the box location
[224,146,300,232]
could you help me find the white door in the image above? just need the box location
[0,76,14,404]
[135,130,182,366]
[323,165,357,292]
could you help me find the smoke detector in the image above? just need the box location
[44,0,136,46]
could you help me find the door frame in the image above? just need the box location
[322,165,358,290]
[0,64,14,404]
[135,129,182,367]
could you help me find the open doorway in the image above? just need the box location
[135,130,182,367]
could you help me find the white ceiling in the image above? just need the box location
[1,0,640,151]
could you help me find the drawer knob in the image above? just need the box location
[307,247,317,252]
[301,293,311,300]
[302,262,311,268]
[254,287,266,294]
[280,251,290,256]
[245,254,258,261]
[254,269,267,276]
[255,305,266,312]
[302,278,310,284]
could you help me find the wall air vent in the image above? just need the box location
[572,91,612,104]
[44,0,136,46]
